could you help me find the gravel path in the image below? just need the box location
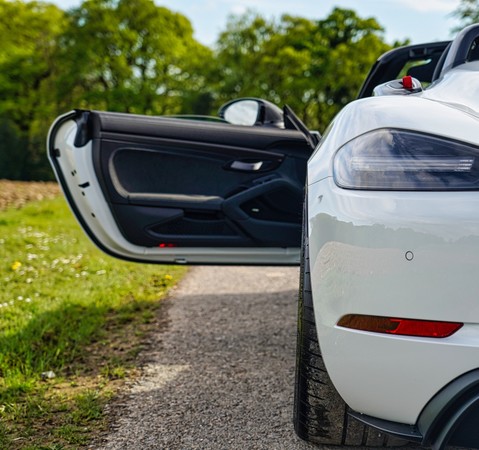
[96,265,319,449]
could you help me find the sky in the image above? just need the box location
[50,0,464,46]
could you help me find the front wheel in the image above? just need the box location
[293,215,409,447]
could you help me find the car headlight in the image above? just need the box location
[333,129,479,190]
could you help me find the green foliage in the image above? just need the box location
[0,0,211,180]
[0,118,28,179]
[213,8,392,131]
[0,196,186,447]
[0,197,184,386]
[0,1,401,179]
[56,0,212,115]
[0,0,67,180]
[453,0,479,26]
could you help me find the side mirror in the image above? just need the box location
[218,98,284,127]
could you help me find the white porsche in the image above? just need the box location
[48,24,479,449]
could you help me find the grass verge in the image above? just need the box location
[0,196,186,449]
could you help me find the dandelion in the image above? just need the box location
[11,261,22,271]
[164,274,173,281]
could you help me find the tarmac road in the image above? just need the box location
[94,266,420,450]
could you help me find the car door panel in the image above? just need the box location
[48,110,311,264]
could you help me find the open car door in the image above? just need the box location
[49,41,453,266]
[48,109,312,265]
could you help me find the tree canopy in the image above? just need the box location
[0,0,67,179]
[214,8,391,130]
[453,0,479,25]
[56,0,212,115]
[0,1,397,180]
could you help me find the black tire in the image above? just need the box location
[293,214,411,447]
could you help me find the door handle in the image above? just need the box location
[229,160,263,171]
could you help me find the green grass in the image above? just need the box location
[0,196,186,448]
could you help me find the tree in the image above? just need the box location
[213,13,276,100]
[0,0,67,179]
[214,8,392,131]
[313,8,392,127]
[0,0,213,180]
[453,0,479,25]
[0,1,396,179]
[0,119,28,180]
[56,0,213,115]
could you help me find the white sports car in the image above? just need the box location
[48,24,479,449]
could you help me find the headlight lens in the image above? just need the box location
[333,129,479,190]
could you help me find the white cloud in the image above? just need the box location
[220,0,295,11]
[393,0,461,13]
[230,4,248,15]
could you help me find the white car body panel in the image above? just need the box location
[308,180,479,424]
[307,64,479,424]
